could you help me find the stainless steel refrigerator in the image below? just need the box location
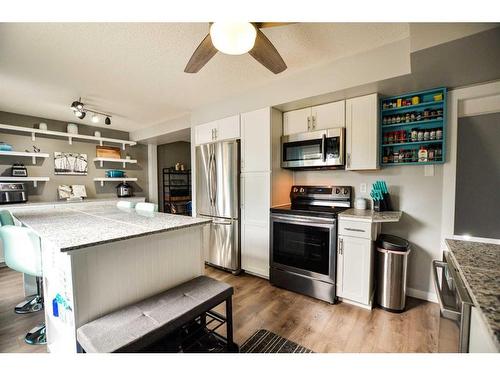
[196,140,240,273]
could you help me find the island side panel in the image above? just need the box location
[70,226,205,345]
[41,239,78,353]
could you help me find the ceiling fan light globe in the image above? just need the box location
[210,22,256,55]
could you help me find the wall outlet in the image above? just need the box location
[360,183,367,193]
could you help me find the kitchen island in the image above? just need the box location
[12,202,210,353]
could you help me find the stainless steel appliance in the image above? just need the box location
[11,163,28,177]
[116,182,133,197]
[433,251,473,352]
[281,127,345,169]
[0,183,28,204]
[270,185,352,303]
[196,140,240,273]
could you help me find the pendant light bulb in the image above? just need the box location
[91,114,99,123]
[105,117,111,125]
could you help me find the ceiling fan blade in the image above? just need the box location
[184,34,218,73]
[255,22,296,29]
[248,29,287,74]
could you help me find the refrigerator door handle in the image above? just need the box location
[211,150,217,207]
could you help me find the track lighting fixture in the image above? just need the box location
[70,98,112,125]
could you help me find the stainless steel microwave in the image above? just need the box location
[281,127,345,169]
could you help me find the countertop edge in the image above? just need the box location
[338,209,403,223]
[445,240,500,351]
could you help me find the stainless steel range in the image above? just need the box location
[270,185,352,304]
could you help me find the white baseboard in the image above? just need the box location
[407,287,437,303]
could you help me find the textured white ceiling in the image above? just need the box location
[0,23,410,132]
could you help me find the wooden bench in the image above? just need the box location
[76,276,235,353]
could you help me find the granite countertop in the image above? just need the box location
[445,239,500,348]
[338,209,402,223]
[3,197,145,210]
[13,205,211,252]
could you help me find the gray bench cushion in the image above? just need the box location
[77,276,233,353]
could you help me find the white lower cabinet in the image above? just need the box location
[241,221,269,278]
[469,306,499,353]
[337,219,378,308]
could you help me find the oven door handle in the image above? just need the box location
[271,214,335,226]
[432,260,461,321]
[322,134,327,162]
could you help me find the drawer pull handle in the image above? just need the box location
[345,228,365,232]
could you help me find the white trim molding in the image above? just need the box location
[440,80,500,249]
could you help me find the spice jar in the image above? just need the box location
[391,116,396,124]
[387,132,394,144]
[388,152,394,163]
[416,112,422,121]
[396,114,401,123]
[418,146,428,162]
[436,128,443,140]
[410,112,416,122]
[400,130,407,143]
[393,151,399,163]
[382,150,389,164]
[418,129,424,141]
[424,129,430,141]
[437,109,443,119]
[405,113,410,123]
[405,149,412,162]
[411,128,418,142]
[398,150,404,163]
[411,149,418,162]
[431,110,438,119]
[430,128,436,140]
[423,109,430,119]
[428,148,435,161]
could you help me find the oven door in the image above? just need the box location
[432,252,473,353]
[270,213,336,284]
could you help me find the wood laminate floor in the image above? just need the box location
[0,265,440,353]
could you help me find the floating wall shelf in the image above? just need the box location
[0,151,50,164]
[0,123,136,150]
[0,176,50,187]
[380,87,447,167]
[93,157,138,168]
[93,177,138,187]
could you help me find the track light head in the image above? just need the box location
[71,100,84,111]
[105,117,111,125]
[75,110,86,120]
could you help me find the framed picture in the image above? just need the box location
[54,152,88,175]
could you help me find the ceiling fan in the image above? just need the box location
[184,22,292,74]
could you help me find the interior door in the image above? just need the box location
[195,143,214,216]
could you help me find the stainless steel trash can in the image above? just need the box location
[376,234,411,312]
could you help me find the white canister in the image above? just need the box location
[354,198,367,210]
[38,122,48,131]
[94,130,101,138]
[67,123,78,134]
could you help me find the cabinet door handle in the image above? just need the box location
[339,238,343,255]
[211,128,215,140]
[346,153,351,168]
[312,115,316,129]
[307,116,311,131]
[214,128,217,140]
[345,227,365,233]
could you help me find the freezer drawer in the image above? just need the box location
[203,216,240,272]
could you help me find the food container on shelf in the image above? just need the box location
[0,143,13,151]
[433,93,443,101]
[106,170,125,178]
[94,130,101,138]
[38,122,48,131]
[67,123,78,134]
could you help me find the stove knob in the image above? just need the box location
[299,188,305,193]
[335,188,340,194]
[293,187,298,193]
[343,188,349,195]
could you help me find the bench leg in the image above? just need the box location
[226,296,237,352]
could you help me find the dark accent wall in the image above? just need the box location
[157,141,191,212]
[0,111,148,202]
[454,112,500,239]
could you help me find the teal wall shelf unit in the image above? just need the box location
[379,87,447,167]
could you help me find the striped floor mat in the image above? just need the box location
[240,329,313,353]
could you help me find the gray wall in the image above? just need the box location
[455,113,500,239]
[157,141,191,211]
[294,165,443,298]
[0,111,148,202]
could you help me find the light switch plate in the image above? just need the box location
[424,165,435,177]
[360,183,367,193]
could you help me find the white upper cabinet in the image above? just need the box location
[311,100,345,130]
[217,115,240,141]
[345,93,379,170]
[194,115,240,145]
[283,107,311,135]
[240,108,271,173]
[283,100,345,135]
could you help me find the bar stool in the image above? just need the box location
[0,225,46,345]
[116,201,136,209]
[0,210,44,315]
[135,202,158,212]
